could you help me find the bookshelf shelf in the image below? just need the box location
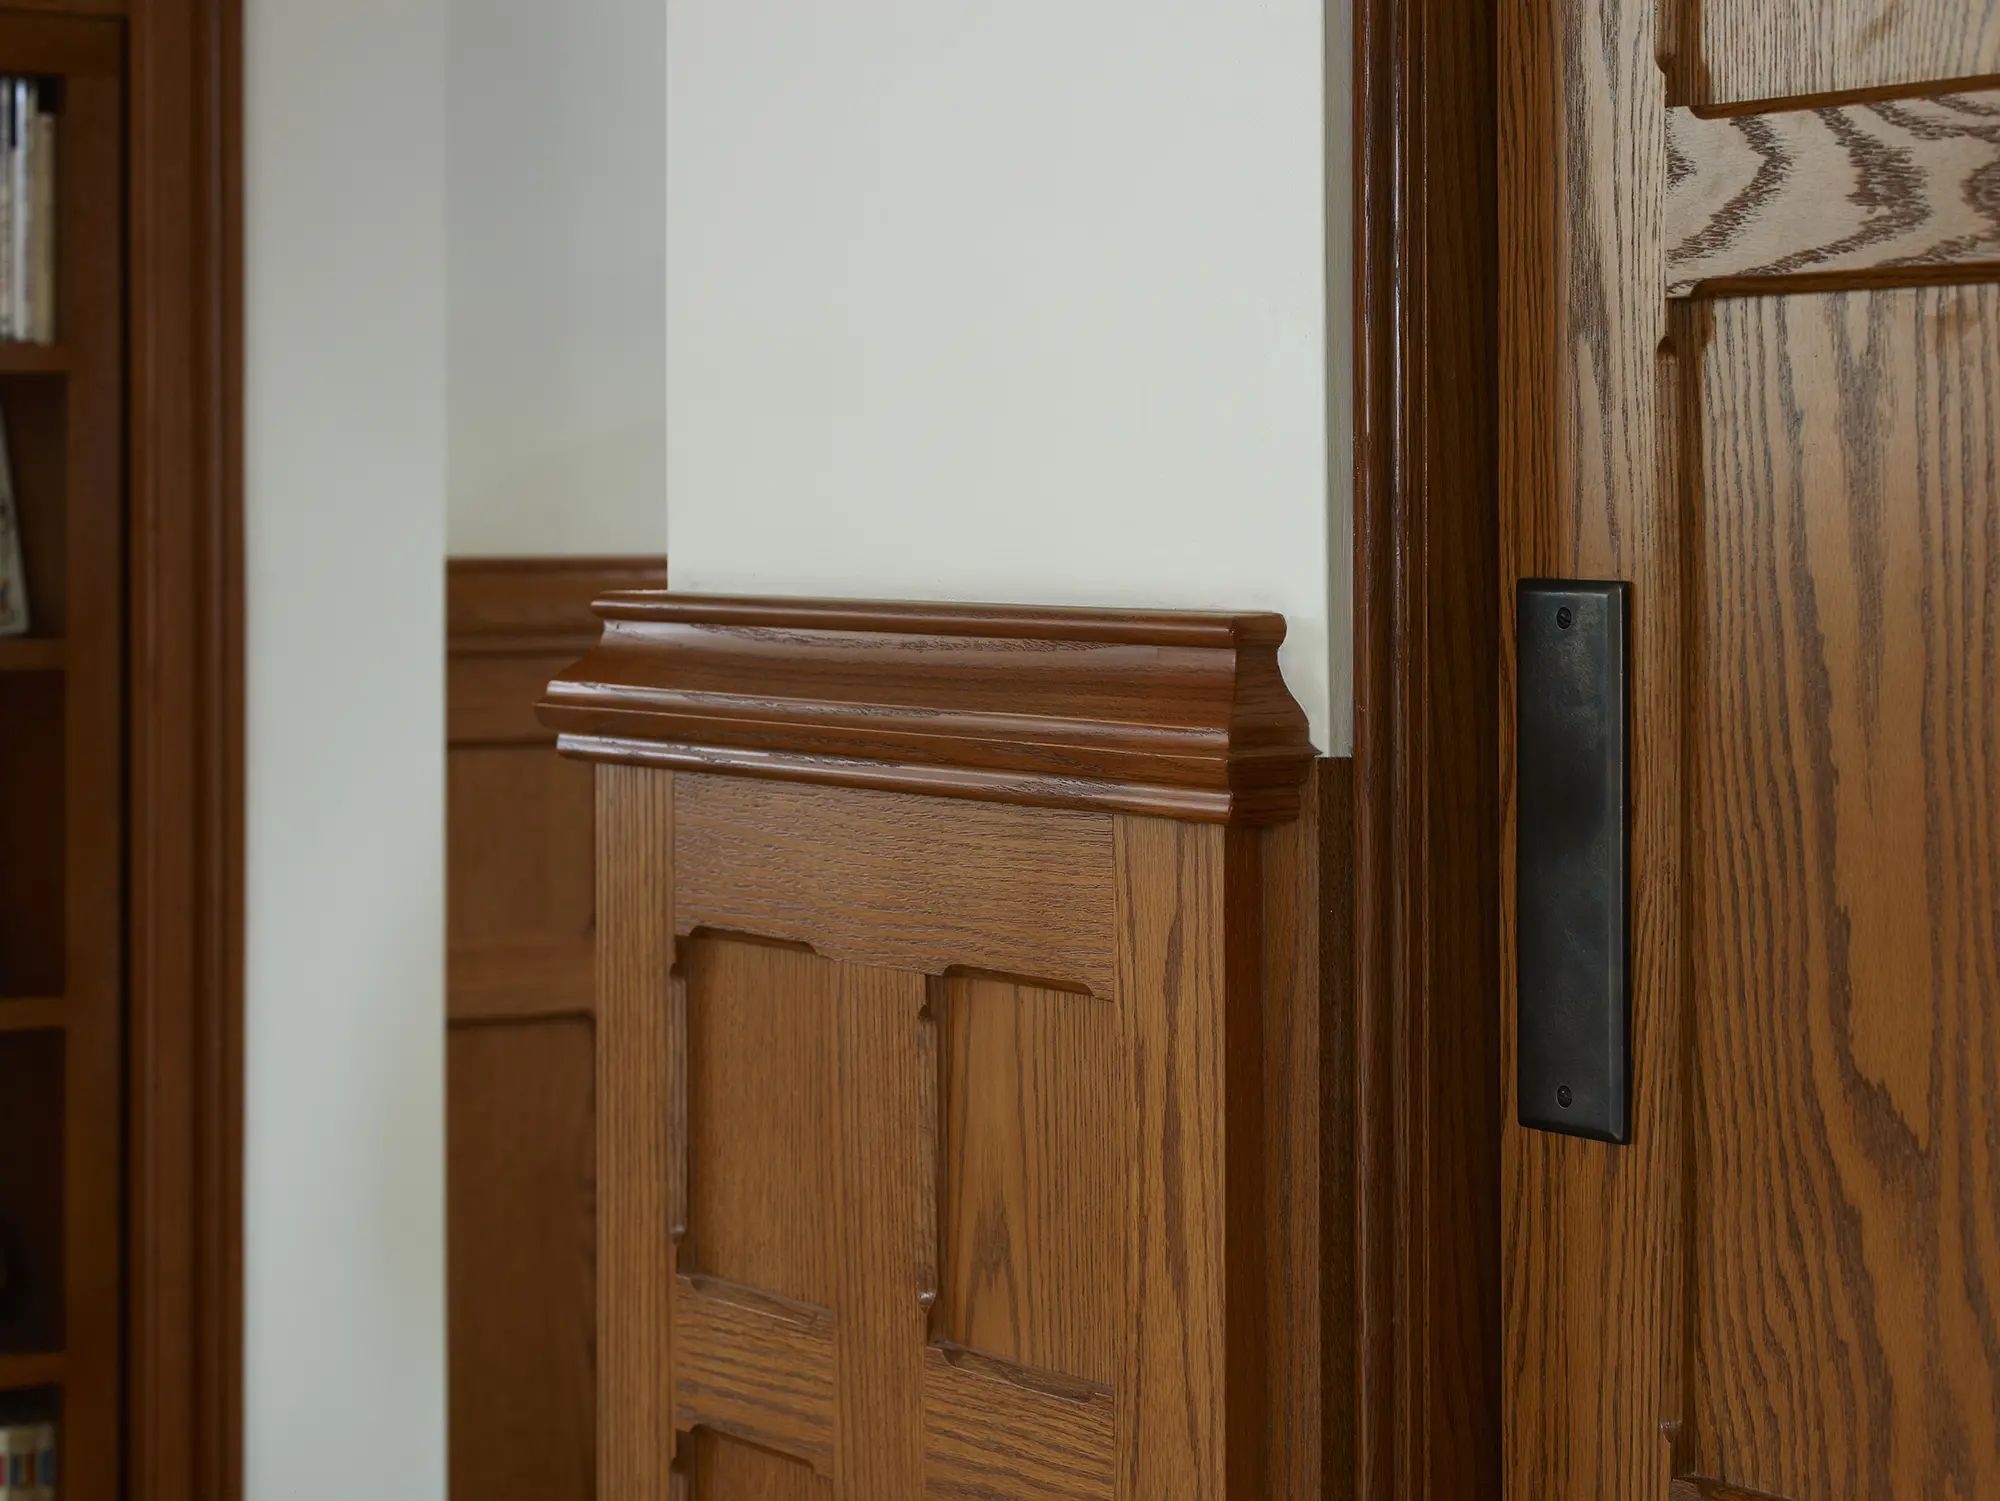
[0,998,61,1034]
[0,637,62,671]
[0,1354,62,1393]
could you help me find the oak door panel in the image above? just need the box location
[446,1021,596,1500]
[1687,285,2000,1497]
[1698,0,2000,103]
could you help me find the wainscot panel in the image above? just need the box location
[547,593,1346,1500]
[444,555,665,1501]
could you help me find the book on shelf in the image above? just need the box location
[0,77,55,346]
[0,403,26,636]
[0,1422,53,1501]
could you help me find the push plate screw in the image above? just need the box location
[1556,606,1574,630]
[1557,1085,1574,1108]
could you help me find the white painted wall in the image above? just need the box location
[244,1,448,1495]
[446,0,667,556]
[667,0,1347,750]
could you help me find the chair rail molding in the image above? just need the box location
[539,593,1317,824]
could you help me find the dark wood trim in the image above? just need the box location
[539,595,1317,824]
[448,554,669,655]
[124,1,244,1498]
[447,556,667,750]
[1351,0,1501,1496]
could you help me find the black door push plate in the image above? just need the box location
[1515,580,1630,1144]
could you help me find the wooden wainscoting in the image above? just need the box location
[445,555,666,1501]
[542,593,1350,1499]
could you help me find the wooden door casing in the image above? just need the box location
[560,597,1338,1500]
[1503,0,2000,1496]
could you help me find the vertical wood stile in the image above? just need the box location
[1113,817,1266,1501]
[1261,763,1338,1501]
[1501,0,1681,1489]
[596,765,676,1494]
[832,963,929,1498]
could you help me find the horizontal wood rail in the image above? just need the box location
[1667,83,2000,295]
[540,594,1315,823]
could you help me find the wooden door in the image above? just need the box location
[1502,1,2000,1497]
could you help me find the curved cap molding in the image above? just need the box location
[537,593,1317,823]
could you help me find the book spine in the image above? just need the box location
[0,79,15,343]
[0,399,26,637]
[29,1424,52,1501]
[11,81,29,345]
[0,1422,27,1501]
[28,92,52,344]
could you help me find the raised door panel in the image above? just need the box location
[937,974,1120,1386]
[1697,0,2000,103]
[682,938,838,1307]
[686,1430,834,1500]
[1686,286,2000,1496]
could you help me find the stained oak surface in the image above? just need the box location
[1665,88,2000,295]
[1686,286,2000,1497]
[1699,0,2000,103]
[446,558,662,1501]
[592,764,1323,1500]
[683,938,837,1307]
[1504,0,2000,1487]
[938,976,1119,1386]
[446,1022,595,1499]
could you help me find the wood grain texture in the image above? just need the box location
[682,937,837,1305]
[449,554,666,650]
[1501,0,1684,1490]
[683,1429,832,1501]
[1112,816,1266,1501]
[922,1343,1115,1500]
[676,774,1117,997]
[447,1022,595,1501]
[596,766,675,1492]
[1699,0,2000,105]
[448,557,665,746]
[540,594,1315,823]
[447,744,596,1022]
[20,33,134,1500]
[1666,87,2000,296]
[937,975,1119,1385]
[1353,0,1503,1488]
[831,963,930,1498]
[445,559,662,1501]
[1259,758,1342,1501]
[1684,286,2000,1498]
[673,1274,835,1474]
[123,0,246,1493]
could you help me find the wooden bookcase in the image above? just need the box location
[0,13,126,1496]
